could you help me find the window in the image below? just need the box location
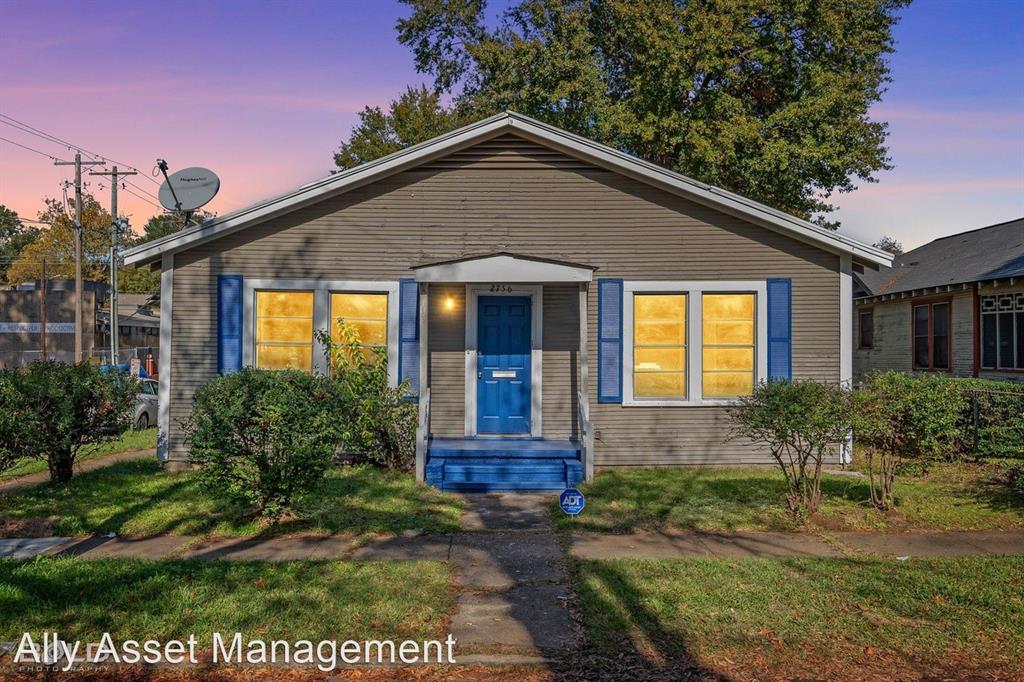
[702,293,756,398]
[254,290,314,371]
[981,293,1024,370]
[632,294,687,399]
[623,281,764,405]
[331,292,389,362]
[859,309,874,349]
[912,300,950,370]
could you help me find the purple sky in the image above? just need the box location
[1,0,1021,250]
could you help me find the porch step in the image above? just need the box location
[426,438,583,492]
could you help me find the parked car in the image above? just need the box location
[134,378,158,430]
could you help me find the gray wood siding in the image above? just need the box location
[166,134,841,466]
[854,288,975,380]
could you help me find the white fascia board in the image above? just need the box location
[415,254,593,283]
[122,113,515,266]
[125,110,893,270]
[505,116,894,268]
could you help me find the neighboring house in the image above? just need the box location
[854,217,1024,382]
[98,293,160,354]
[123,112,891,491]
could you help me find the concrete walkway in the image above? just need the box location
[0,448,154,494]
[569,528,1024,559]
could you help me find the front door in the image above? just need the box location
[477,296,531,434]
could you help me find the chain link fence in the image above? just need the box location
[967,386,1024,458]
[0,346,158,376]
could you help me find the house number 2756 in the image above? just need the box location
[489,284,513,293]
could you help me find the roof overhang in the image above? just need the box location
[413,252,595,283]
[123,111,894,270]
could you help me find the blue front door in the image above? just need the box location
[477,296,531,434]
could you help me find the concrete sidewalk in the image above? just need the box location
[3,528,1023,562]
[0,448,155,494]
[570,528,1024,559]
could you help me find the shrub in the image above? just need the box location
[184,368,341,520]
[730,380,852,518]
[0,361,136,483]
[317,322,416,471]
[852,372,971,510]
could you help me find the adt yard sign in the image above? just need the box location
[559,488,585,516]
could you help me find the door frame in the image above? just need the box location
[465,284,543,437]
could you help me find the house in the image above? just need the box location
[854,217,1024,382]
[98,293,160,359]
[122,112,892,491]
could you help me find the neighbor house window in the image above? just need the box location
[331,292,389,362]
[859,309,874,349]
[632,294,687,399]
[702,293,756,398]
[912,300,950,370]
[254,290,315,371]
[981,293,1024,370]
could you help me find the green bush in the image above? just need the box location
[184,368,342,520]
[0,361,136,483]
[317,323,416,471]
[958,378,1024,458]
[730,380,852,518]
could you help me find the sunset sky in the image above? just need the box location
[1,0,1021,250]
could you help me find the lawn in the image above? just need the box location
[0,459,464,538]
[575,556,1024,676]
[0,428,157,481]
[556,461,1024,533]
[0,557,451,643]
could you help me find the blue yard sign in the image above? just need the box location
[559,488,585,516]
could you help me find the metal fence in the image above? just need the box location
[967,387,1024,458]
[0,346,158,376]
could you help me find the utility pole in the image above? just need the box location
[39,258,47,361]
[54,152,104,362]
[90,166,137,365]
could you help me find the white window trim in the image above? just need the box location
[623,280,768,407]
[464,284,543,437]
[242,278,400,385]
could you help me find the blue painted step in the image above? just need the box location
[426,438,583,492]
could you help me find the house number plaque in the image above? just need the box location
[489,284,514,293]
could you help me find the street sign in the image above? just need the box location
[129,358,141,378]
[559,488,585,516]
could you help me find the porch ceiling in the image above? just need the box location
[413,252,596,283]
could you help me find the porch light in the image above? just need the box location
[444,296,455,312]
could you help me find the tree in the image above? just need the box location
[119,211,214,294]
[730,380,852,518]
[873,235,903,255]
[0,205,40,285]
[396,0,907,226]
[334,85,469,169]
[0,361,136,483]
[5,195,111,285]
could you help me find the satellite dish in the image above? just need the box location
[158,167,220,212]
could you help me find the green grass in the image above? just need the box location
[576,556,1024,669]
[556,463,1024,533]
[0,428,157,481]
[0,557,451,642]
[0,459,464,537]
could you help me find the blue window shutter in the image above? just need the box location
[597,278,624,403]
[767,278,792,381]
[217,275,243,374]
[398,278,419,399]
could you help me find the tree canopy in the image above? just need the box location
[334,0,907,227]
[0,205,40,285]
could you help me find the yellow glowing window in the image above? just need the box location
[633,294,687,399]
[702,293,755,398]
[331,292,388,361]
[255,291,314,371]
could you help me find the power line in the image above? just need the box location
[0,135,69,162]
[0,114,161,185]
[121,185,164,211]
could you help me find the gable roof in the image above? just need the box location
[413,252,596,283]
[856,217,1024,298]
[123,111,893,268]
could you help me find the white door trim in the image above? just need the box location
[464,284,543,437]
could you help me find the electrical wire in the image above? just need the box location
[120,185,165,211]
[0,114,161,185]
[0,135,69,162]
